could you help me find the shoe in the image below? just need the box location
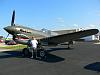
[30,56,33,58]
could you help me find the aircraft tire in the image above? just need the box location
[39,49,47,60]
[22,48,30,57]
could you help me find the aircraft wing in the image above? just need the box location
[40,29,99,44]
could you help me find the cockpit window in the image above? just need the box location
[41,28,51,35]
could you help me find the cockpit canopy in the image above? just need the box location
[41,28,58,36]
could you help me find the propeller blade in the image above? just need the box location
[5,34,9,40]
[11,10,15,26]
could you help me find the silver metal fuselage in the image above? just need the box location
[4,25,59,45]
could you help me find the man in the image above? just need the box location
[30,36,38,58]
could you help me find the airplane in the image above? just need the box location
[4,10,99,59]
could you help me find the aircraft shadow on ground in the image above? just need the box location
[84,62,100,73]
[0,51,21,59]
[47,47,73,52]
[0,50,65,63]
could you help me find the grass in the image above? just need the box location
[0,44,27,50]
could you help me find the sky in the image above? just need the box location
[0,0,100,37]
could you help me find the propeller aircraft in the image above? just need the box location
[3,10,99,59]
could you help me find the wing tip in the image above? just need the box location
[92,29,99,34]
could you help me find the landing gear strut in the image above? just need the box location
[67,44,70,49]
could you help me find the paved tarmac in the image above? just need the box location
[0,42,100,75]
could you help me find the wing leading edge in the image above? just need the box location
[41,29,99,44]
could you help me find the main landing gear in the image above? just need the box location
[67,41,74,49]
[22,46,47,60]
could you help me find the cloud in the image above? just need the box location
[55,17,66,28]
[89,24,96,28]
[85,24,98,29]
[56,17,65,23]
[73,24,79,27]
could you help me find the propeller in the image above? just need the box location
[5,10,16,41]
[11,10,16,40]
[11,10,15,26]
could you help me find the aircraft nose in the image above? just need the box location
[4,26,14,34]
[4,27,10,32]
[4,27,8,31]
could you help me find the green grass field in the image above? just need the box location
[0,44,27,50]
